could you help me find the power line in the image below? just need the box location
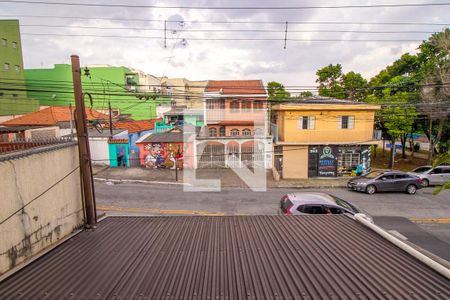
[2,1,450,10]
[1,14,448,26]
[20,32,427,42]
[17,24,439,34]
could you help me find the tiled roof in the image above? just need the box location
[0,106,108,126]
[111,119,161,133]
[206,80,266,95]
[0,216,449,299]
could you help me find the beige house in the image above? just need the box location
[272,99,381,179]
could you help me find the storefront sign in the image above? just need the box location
[318,146,337,177]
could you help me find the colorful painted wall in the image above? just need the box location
[24,64,170,120]
[137,142,193,169]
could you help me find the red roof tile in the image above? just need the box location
[111,119,161,134]
[205,80,266,95]
[0,106,108,126]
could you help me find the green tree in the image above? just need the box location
[316,64,345,98]
[298,91,313,98]
[267,81,291,100]
[342,71,368,101]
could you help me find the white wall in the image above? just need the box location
[0,144,84,275]
[89,138,110,166]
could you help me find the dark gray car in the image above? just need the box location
[347,170,423,195]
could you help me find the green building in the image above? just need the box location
[25,64,170,120]
[0,20,39,116]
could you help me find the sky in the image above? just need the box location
[1,0,449,91]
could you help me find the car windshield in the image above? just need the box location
[411,166,432,173]
[329,195,359,213]
[362,170,384,179]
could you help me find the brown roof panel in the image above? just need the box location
[1,106,108,126]
[109,119,161,133]
[0,216,449,299]
[206,80,266,95]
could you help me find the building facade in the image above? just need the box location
[196,80,272,169]
[24,64,170,120]
[0,20,39,116]
[272,99,381,179]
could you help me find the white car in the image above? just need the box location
[409,165,450,187]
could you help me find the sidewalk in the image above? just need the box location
[94,166,349,189]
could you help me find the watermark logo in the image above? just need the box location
[181,107,269,192]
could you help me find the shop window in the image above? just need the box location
[230,101,240,112]
[242,128,251,136]
[337,152,360,175]
[209,127,217,137]
[231,128,240,136]
[298,116,315,129]
[338,116,354,129]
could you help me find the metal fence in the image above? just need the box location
[0,137,74,154]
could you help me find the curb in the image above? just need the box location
[94,177,190,186]
[275,184,347,189]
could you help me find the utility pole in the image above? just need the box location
[71,55,97,227]
[69,103,74,137]
[108,101,113,136]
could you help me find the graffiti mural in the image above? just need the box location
[143,142,184,169]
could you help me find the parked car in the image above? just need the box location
[347,170,423,195]
[409,165,450,187]
[278,192,371,221]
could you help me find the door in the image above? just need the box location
[429,167,444,184]
[375,174,396,191]
[308,152,318,177]
[393,173,411,191]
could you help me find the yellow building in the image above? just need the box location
[272,99,381,179]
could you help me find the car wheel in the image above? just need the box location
[406,184,417,195]
[422,179,429,187]
[366,185,376,195]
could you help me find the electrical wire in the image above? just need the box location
[2,1,450,10]
[0,165,80,225]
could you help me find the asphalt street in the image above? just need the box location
[95,182,450,260]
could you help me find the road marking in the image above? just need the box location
[97,205,225,216]
[410,218,450,224]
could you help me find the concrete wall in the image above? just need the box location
[0,144,84,275]
[282,146,308,179]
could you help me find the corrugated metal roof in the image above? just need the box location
[0,216,449,299]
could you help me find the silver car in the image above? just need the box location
[278,192,371,220]
[409,165,450,187]
[347,170,423,194]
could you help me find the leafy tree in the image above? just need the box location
[342,71,368,101]
[298,91,313,98]
[418,29,450,163]
[267,81,291,101]
[316,64,368,100]
[316,64,345,98]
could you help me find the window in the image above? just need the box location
[219,126,225,137]
[3,63,9,70]
[338,116,354,129]
[242,128,251,136]
[230,101,240,112]
[230,129,240,136]
[443,168,450,174]
[254,128,263,136]
[298,116,315,129]
[208,127,217,137]
[1,39,6,47]
[253,101,263,110]
[379,175,395,181]
[12,41,17,49]
[12,94,18,97]
[15,65,20,72]
[395,174,409,179]
[242,101,252,112]
[298,205,324,214]
[430,168,442,174]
